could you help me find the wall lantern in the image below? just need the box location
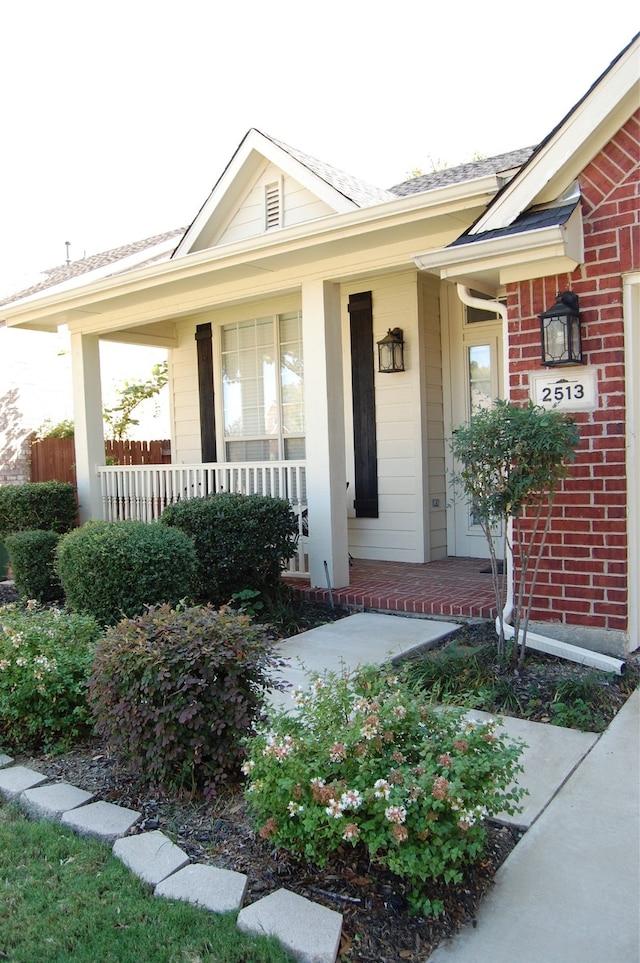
[539,291,584,367]
[377,327,405,373]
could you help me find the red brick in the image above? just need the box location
[618,197,640,215]
[604,139,639,173]
[605,589,628,604]
[565,613,607,628]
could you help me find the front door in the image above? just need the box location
[446,288,505,559]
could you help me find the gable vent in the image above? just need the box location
[265,181,282,230]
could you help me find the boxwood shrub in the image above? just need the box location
[0,482,77,538]
[5,530,62,603]
[160,493,298,606]
[88,603,276,796]
[56,520,196,625]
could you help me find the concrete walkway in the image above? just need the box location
[428,687,640,963]
[0,612,638,963]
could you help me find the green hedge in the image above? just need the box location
[55,520,197,626]
[5,530,62,603]
[159,492,298,606]
[0,482,77,538]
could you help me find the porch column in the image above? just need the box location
[301,280,350,589]
[70,332,105,523]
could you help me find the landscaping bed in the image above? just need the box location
[6,591,636,963]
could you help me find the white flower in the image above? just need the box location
[240,760,255,775]
[340,789,362,810]
[287,801,304,817]
[392,705,407,719]
[325,798,344,819]
[384,805,407,825]
[373,779,391,800]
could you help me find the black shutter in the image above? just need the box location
[195,323,217,463]
[348,291,378,518]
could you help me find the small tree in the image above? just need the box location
[103,361,168,440]
[449,400,580,667]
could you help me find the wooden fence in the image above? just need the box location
[30,437,171,485]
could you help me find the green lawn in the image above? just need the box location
[0,803,292,963]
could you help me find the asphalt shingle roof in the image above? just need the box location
[265,132,397,208]
[389,147,535,196]
[450,202,579,246]
[0,229,185,309]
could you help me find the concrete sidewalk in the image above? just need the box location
[428,687,640,963]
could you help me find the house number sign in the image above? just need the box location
[529,368,597,411]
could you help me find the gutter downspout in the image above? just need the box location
[454,285,626,675]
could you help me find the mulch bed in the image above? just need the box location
[13,738,522,963]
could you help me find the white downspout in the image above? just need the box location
[454,285,626,675]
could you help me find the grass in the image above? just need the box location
[0,803,293,963]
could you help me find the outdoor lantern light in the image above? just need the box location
[539,291,584,366]
[377,327,405,373]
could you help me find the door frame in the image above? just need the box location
[442,282,505,559]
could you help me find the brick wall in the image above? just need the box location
[506,110,640,633]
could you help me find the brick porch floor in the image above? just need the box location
[287,557,501,621]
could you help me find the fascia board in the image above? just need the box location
[3,174,501,332]
[472,37,640,235]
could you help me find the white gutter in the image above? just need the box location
[454,285,626,676]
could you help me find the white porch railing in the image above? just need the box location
[97,461,308,575]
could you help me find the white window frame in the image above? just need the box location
[219,310,304,462]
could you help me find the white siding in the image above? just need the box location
[169,334,200,463]
[343,273,428,564]
[216,162,334,246]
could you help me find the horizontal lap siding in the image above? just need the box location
[218,164,334,245]
[507,111,640,632]
[346,273,426,563]
[170,330,201,463]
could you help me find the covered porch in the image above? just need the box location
[286,556,501,621]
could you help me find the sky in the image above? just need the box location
[0,2,637,298]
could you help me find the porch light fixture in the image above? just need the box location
[377,327,405,373]
[539,291,584,367]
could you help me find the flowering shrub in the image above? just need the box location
[243,665,526,915]
[0,603,101,751]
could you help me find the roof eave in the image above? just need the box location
[471,34,640,235]
[3,173,503,332]
[414,204,584,288]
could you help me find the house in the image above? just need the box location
[2,34,638,657]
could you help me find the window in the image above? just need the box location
[465,289,502,324]
[221,311,304,461]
